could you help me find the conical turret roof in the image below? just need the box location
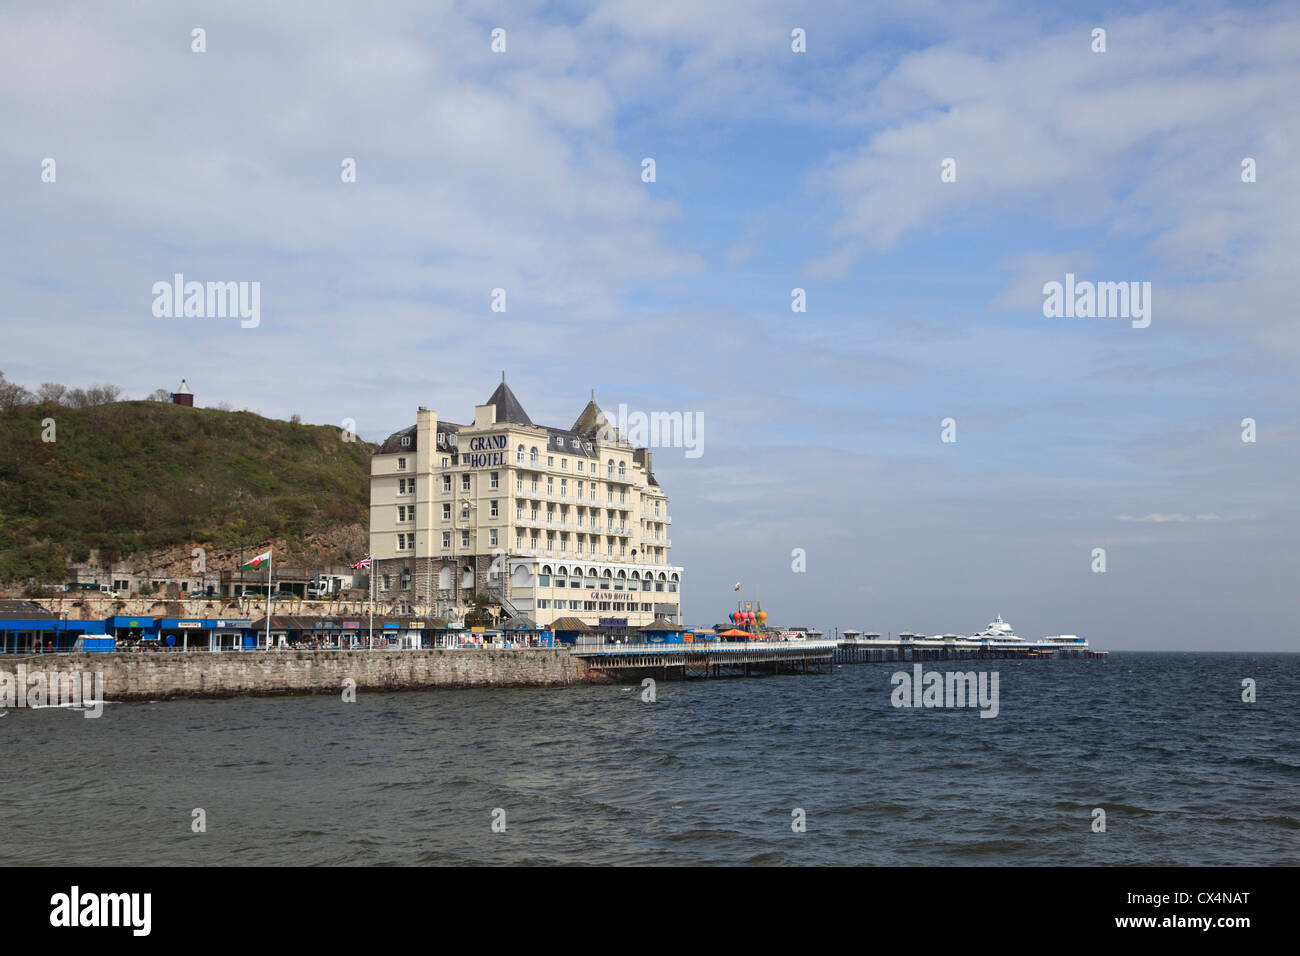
[485,378,532,426]
[571,396,607,437]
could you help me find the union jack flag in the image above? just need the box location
[350,557,372,569]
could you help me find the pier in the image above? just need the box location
[570,639,837,679]
[833,638,1106,663]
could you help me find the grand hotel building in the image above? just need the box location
[369,379,682,627]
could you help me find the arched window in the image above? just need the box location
[530,447,539,464]
[607,459,614,477]
[516,444,525,464]
[618,461,626,477]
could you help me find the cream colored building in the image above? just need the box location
[369,379,681,627]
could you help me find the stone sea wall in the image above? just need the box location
[0,649,608,701]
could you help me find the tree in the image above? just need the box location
[37,382,68,404]
[147,388,171,402]
[64,387,91,408]
[0,371,34,412]
[84,384,121,405]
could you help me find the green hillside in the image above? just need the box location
[0,401,374,582]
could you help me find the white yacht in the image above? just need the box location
[972,614,1023,641]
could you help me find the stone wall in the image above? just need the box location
[0,649,609,701]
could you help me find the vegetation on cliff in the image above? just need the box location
[0,392,373,583]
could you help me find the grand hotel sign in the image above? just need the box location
[460,434,508,468]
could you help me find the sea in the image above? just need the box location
[1,652,1296,866]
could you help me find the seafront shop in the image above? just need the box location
[156,618,254,651]
[0,601,108,653]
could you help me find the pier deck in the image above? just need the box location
[571,640,837,679]
[833,639,1105,663]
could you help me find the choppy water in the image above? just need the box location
[1,652,1296,865]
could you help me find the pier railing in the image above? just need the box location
[570,640,839,656]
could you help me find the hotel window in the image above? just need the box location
[555,572,567,588]
[669,581,678,592]
[490,529,498,547]
[490,471,499,489]
[570,600,582,611]
[442,475,451,492]
[530,506,538,520]
[607,459,614,477]
[654,502,661,515]
[490,500,499,517]
[530,534,539,549]
[577,480,583,496]
[461,474,471,492]
[620,543,627,556]
[547,456,554,467]
[530,447,539,464]
[460,507,469,520]
[538,600,550,610]
[461,531,470,548]
[516,505,523,521]
[619,491,626,504]
[599,602,610,611]
[382,574,391,590]
[517,445,525,464]
[619,462,626,478]
[442,457,449,467]
[561,459,568,469]
[398,458,407,470]
[547,477,554,495]
[578,461,584,472]
[516,533,523,550]
[539,570,551,587]
[560,478,567,496]
[530,476,538,492]
[442,532,451,549]
[584,601,596,611]
[516,476,523,493]
[576,539,584,554]
[442,503,451,520]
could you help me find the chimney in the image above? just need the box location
[634,447,652,475]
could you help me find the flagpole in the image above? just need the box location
[265,550,272,650]
[368,559,373,649]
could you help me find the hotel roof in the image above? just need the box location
[379,381,628,464]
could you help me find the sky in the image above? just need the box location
[1,1,1296,649]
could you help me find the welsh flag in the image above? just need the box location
[241,550,272,570]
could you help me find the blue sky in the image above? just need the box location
[1,1,1296,648]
